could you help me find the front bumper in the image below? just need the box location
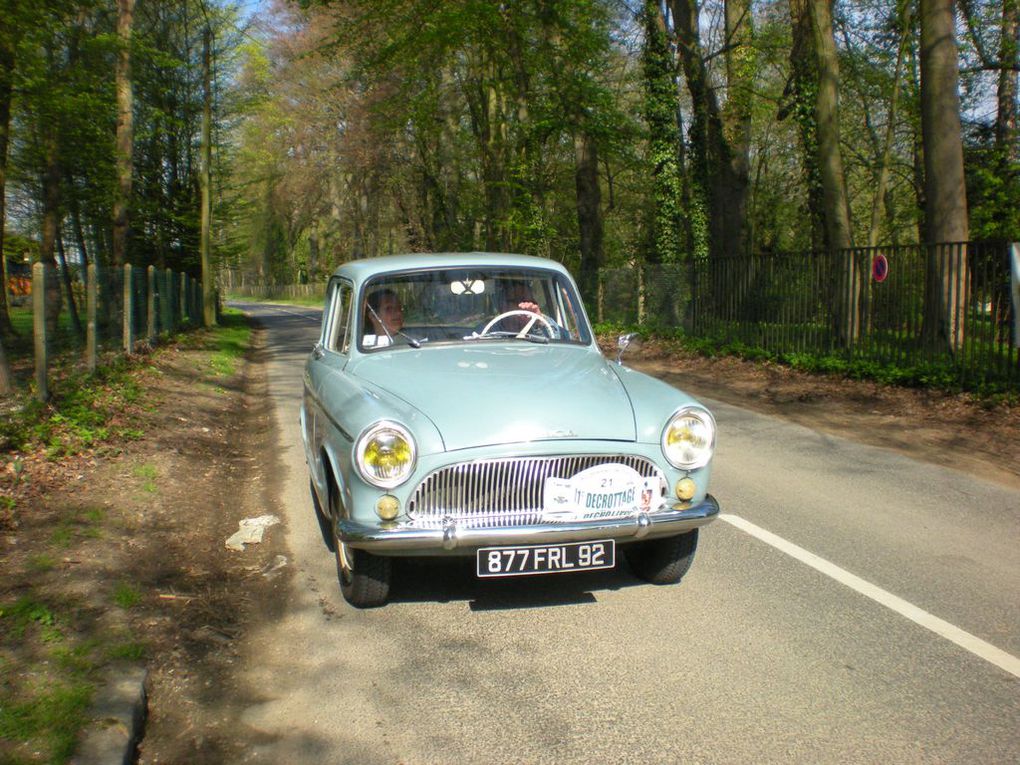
[338,494,719,556]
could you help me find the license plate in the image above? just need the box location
[476,540,615,578]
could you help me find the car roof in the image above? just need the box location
[331,252,574,285]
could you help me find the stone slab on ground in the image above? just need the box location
[71,665,148,765]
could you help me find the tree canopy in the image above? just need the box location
[0,0,1016,309]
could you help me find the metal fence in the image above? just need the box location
[599,241,1020,394]
[5,262,204,400]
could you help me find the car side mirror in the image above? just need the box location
[616,333,639,365]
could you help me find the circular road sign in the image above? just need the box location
[872,253,889,283]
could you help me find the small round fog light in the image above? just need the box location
[375,495,400,521]
[675,478,697,501]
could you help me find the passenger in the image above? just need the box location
[365,288,404,344]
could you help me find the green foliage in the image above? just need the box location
[105,641,145,661]
[0,358,142,457]
[208,309,251,377]
[0,598,57,643]
[966,142,1020,241]
[133,464,157,493]
[0,681,92,763]
[111,583,141,610]
[0,593,97,762]
[663,329,1015,398]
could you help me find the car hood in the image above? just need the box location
[348,345,636,452]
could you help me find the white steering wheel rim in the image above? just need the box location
[480,309,555,339]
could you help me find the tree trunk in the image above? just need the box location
[786,0,826,250]
[112,0,135,268]
[920,0,969,352]
[722,0,753,256]
[641,0,685,265]
[809,0,857,345]
[0,336,11,395]
[868,2,912,248]
[200,25,215,326]
[40,125,64,336]
[574,131,603,304]
[0,40,16,338]
[56,233,84,340]
[670,0,753,321]
[308,223,319,282]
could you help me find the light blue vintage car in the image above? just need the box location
[301,253,719,607]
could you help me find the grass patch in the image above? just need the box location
[0,681,93,764]
[26,555,56,573]
[0,598,59,643]
[48,509,104,548]
[111,583,142,610]
[105,641,146,661]
[133,464,158,493]
[208,309,251,377]
[49,525,73,549]
[0,357,143,458]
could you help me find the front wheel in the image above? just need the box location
[626,529,699,585]
[330,486,391,608]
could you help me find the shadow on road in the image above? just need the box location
[386,555,652,611]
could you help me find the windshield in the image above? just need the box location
[358,267,592,351]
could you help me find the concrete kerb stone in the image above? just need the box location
[71,664,148,765]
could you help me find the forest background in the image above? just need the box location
[0,0,1017,348]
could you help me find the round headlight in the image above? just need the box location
[355,421,416,488]
[661,407,716,470]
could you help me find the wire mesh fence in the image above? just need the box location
[598,241,1020,394]
[4,262,204,400]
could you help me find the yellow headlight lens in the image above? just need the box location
[356,422,416,488]
[661,407,716,469]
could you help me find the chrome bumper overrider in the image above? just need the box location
[338,494,719,554]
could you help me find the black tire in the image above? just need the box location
[310,479,336,552]
[330,485,391,608]
[626,529,699,585]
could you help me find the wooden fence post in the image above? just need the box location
[33,262,48,402]
[1011,242,1019,349]
[179,271,187,326]
[123,263,134,353]
[147,265,157,343]
[87,264,97,373]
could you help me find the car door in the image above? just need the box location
[304,277,354,490]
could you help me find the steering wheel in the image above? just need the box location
[479,309,556,339]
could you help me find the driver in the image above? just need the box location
[487,281,543,334]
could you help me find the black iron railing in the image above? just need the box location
[599,242,1020,393]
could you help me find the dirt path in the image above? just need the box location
[0,327,292,763]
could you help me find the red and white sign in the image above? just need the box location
[872,253,889,283]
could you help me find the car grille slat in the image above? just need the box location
[408,454,663,528]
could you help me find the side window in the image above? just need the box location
[325,280,353,353]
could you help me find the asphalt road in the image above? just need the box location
[233,301,1020,764]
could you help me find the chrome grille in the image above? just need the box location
[407,454,664,528]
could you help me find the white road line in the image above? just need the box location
[719,513,1020,679]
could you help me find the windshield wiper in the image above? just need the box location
[364,302,423,348]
